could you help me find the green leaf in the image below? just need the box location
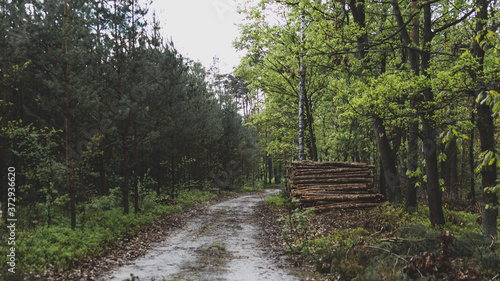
[476,91,485,103]
[456,138,462,150]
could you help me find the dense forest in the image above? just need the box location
[1,0,500,279]
[235,0,500,236]
[0,1,262,278]
[0,0,261,223]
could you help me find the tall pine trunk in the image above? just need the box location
[62,0,76,229]
[133,122,140,214]
[96,2,107,196]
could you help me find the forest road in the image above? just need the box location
[99,190,298,281]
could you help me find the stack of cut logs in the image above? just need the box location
[286,161,384,211]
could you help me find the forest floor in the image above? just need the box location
[94,189,301,281]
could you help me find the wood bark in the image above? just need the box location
[442,137,458,198]
[298,13,305,161]
[473,0,497,238]
[96,4,107,196]
[304,91,318,161]
[62,0,76,229]
[406,0,420,209]
[287,161,383,211]
[469,106,475,200]
[421,3,445,226]
[114,0,129,214]
[373,116,401,204]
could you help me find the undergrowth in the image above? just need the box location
[266,192,500,280]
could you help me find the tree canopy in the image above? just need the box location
[234,0,500,236]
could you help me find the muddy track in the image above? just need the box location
[99,190,298,281]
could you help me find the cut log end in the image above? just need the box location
[287,161,383,212]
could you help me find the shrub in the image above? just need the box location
[265,195,288,208]
[0,188,226,279]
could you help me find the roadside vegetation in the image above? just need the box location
[0,184,263,280]
[265,191,500,280]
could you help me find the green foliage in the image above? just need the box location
[265,195,288,208]
[274,200,496,280]
[0,189,222,277]
[280,206,314,255]
[282,209,498,280]
[176,189,218,207]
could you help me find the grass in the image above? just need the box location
[265,194,289,208]
[210,243,227,252]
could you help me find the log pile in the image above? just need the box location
[286,161,384,211]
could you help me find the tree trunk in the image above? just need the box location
[442,137,458,198]
[122,124,130,214]
[304,93,318,161]
[268,155,273,184]
[263,156,268,184]
[274,162,281,184]
[155,127,162,196]
[469,105,475,200]
[421,114,445,226]
[473,0,498,238]
[372,116,401,203]
[298,13,305,161]
[406,0,420,209]
[349,0,367,60]
[62,0,76,229]
[133,121,140,214]
[421,3,445,226]
[378,159,387,198]
[391,0,421,209]
[478,102,498,237]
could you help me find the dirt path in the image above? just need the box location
[99,190,298,281]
